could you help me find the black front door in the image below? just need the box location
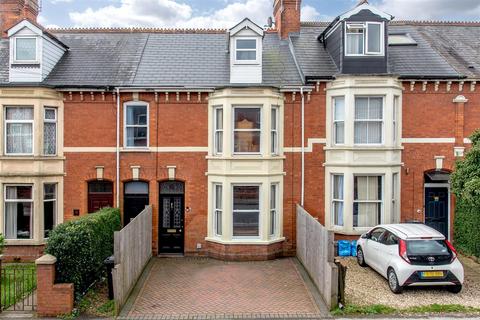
[159,192,184,254]
[425,187,449,237]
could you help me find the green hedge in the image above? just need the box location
[45,208,121,297]
[451,130,480,258]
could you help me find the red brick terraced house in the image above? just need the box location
[0,0,479,261]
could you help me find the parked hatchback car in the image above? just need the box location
[356,224,464,294]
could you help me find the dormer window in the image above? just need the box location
[235,38,258,63]
[345,22,384,56]
[13,37,38,63]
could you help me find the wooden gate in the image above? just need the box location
[0,263,37,312]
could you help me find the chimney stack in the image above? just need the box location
[273,0,301,39]
[1,0,39,37]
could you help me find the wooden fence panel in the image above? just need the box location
[296,205,338,310]
[112,206,152,313]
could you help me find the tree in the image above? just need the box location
[451,130,480,257]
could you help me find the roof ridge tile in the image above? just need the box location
[48,27,227,34]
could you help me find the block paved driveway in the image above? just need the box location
[120,257,330,319]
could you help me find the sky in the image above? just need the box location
[38,0,480,29]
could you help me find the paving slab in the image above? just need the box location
[119,257,330,320]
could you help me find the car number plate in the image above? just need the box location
[420,271,444,278]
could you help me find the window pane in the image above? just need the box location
[234,131,260,153]
[367,122,382,144]
[44,184,56,200]
[334,97,345,121]
[215,108,223,130]
[237,39,256,49]
[125,181,149,194]
[6,107,33,120]
[367,23,381,53]
[333,202,344,226]
[271,108,277,130]
[233,211,259,236]
[88,181,113,193]
[369,98,383,119]
[6,186,32,200]
[233,186,259,210]
[346,33,364,55]
[236,50,256,60]
[7,123,33,154]
[355,176,381,201]
[45,109,56,120]
[44,122,57,155]
[270,185,276,209]
[126,106,147,125]
[215,210,222,235]
[355,98,369,119]
[126,127,148,147]
[215,131,223,154]
[354,122,368,144]
[16,38,36,61]
[44,200,55,238]
[234,108,261,129]
[271,131,277,154]
[334,122,345,144]
[354,203,381,227]
[215,185,222,209]
[333,175,344,199]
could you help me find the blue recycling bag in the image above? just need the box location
[338,240,351,257]
[351,240,358,257]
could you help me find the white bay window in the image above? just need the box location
[44,108,57,155]
[214,107,223,155]
[213,184,223,236]
[270,184,278,236]
[43,184,57,238]
[333,97,345,144]
[271,106,279,155]
[332,175,344,226]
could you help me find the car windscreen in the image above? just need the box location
[406,240,450,256]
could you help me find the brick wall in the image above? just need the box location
[273,0,301,39]
[0,0,39,37]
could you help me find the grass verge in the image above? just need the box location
[1,263,36,309]
[332,304,480,316]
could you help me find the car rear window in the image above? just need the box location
[406,240,450,256]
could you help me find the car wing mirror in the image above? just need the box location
[361,233,369,239]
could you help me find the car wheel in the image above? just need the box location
[447,285,462,294]
[357,247,367,267]
[387,268,403,294]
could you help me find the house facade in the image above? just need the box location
[0,0,479,260]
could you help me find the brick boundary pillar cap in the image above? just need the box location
[35,254,57,265]
[453,95,468,103]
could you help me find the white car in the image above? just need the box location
[356,223,464,294]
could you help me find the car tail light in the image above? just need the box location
[445,240,457,262]
[399,239,410,264]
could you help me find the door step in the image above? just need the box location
[157,253,184,258]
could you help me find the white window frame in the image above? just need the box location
[13,36,39,64]
[213,106,223,155]
[234,38,259,64]
[43,107,57,156]
[232,106,262,155]
[213,183,223,237]
[4,106,34,156]
[365,22,384,55]
[4,184,34,240]
[271,106,279,155]
[392,173,399,224]
[333,96,345,145]
[43,183,57,239]
[269,183,279,237]
[232,184,261,239]
[345,22,384,57]
[124,102,149,148]
[353,175,384,228]
[354,96,385,146]
[332,174,344,227]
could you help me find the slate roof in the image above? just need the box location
[0,21,479,88]
[291,21,480,80]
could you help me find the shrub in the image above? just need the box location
[451,130,480,257]
[45,208,121,298]
[0,234,5,255]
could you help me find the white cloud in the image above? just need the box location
[38,14,60,29]
[301,5,320,21]
[69,0,275,29]
[378,0,480,20]
[49,0,73,3]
